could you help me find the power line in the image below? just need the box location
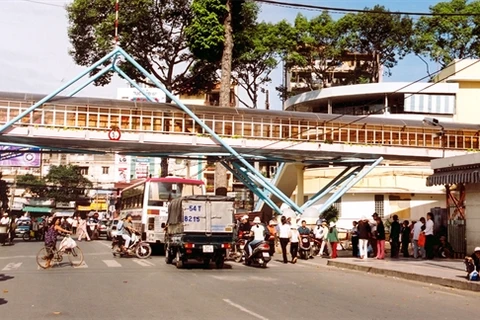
[253,0,480,17]
[20,0,65,8]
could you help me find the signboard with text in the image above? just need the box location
[0,146,41,167]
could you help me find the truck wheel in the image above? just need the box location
[215,257,224,269]
[165,247,173,264]
[175,250,183,269]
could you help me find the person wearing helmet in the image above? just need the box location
[246,217,267,258]
[238,215,251,240]
[267,220,277,257]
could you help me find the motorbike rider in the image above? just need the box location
[298,220,313,259]
[0,212,11,243]
[122,214,137,250]
[247,217,267,258]
[237,215,251,240]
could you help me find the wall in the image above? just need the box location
[466,183,480,253]
[455,82,480,124]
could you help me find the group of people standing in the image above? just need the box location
[350,212,438,260]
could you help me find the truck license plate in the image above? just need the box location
[203,245,214,253]
[262,252,270,257]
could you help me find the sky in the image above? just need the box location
[0,0,444,110]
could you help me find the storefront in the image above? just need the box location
[22,198,54,217]
[427,153,480,256]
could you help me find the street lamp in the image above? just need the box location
[423,117,445,157]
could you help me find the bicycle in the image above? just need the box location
[36,235,84,269]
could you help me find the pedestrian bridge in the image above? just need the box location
[0,91,477,162]
[0,46,477,217]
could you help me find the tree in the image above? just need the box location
[186,0,258,194]
[414,0,480,67]
[320,206,339,223]
[16,174,47,197]
[44,165,93,202]
[67,0,210,102]
[337,5,414,82]
[232,22,280,109]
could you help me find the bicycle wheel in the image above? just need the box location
[67,246,84,266]
[36,247,51,269]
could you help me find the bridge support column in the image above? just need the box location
[296,165,305,206]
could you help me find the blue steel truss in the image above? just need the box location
[0,46,383,216]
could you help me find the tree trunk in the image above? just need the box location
[214,0,234,196]
[160,158,169,177]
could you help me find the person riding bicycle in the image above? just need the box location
[43,217,72,268]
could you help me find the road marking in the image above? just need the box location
[73,262,88,269]
[98,242,112,249]
[132,259,155,267]
[223,299,269,320]
[103,260,122,268]
[2,262,22,271]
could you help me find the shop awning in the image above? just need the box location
[22,206,53,214]
[426,168,480,186]
[54,210,75,217]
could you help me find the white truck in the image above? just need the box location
[164,195,235,269]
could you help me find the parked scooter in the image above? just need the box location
[312,237,329,257]
[112,232,152,259]
[244,240,271,268]
[299,235,312,260]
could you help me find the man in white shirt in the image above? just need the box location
[412,217,426,259]
[0,212,11,225]
[425,212,435,259]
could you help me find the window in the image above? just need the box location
[102,166,109,175]
[332,198,342,216]
[375,195,385,218]
[79,167,89,175]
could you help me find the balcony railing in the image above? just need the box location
[0,98,478,151]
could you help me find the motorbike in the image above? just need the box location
[22,229,44,242]
[299,234,312,260]
[112,232,152,259]
[244,240,271,268]
[312,237,328,257]
[228,238,248,263]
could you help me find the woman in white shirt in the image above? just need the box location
[425,212,435,259]
[278,216,291,264]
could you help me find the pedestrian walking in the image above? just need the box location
[278,216,290,264]
[318,221,329,257]
[327,222,339,259]
[72,216,78,235]
[290,224,299,263]
[401,220,411,257]
[375,217,385,260]
[357,216,371,260]
[390,215,401,258]
[77,218,91,242]
[425,212,435,259]
[351,221,359,258]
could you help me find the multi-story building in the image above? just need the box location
[283,58,480,241]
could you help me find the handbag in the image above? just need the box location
[418,233,426,247]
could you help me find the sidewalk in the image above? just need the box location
[326,253,480,292]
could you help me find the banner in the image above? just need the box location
[115,154,131,183]
[0,146,41,167]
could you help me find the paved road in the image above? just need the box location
[0,240,478,320]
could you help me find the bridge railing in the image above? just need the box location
[0,99,478,151]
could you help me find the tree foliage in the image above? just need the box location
[44,165,92,202]
[337,5,414,81]
[67,0,211,101]
[16,174,47,198]
[414,0,480,67]
[320,206,339,223]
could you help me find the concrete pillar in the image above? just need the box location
[296,165,304,206]
[327,99,332,114]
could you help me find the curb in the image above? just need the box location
[327,260,480,292]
